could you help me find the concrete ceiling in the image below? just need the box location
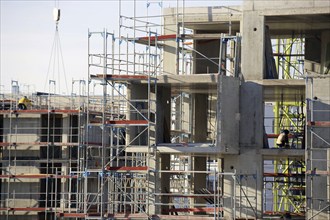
[260,80,305,102]
[183,13,330,37]
[265,14,330,36]
[156,74,305,101]
[157,74,217,94]
[184,21,240,34]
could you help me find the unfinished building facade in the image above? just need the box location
[1,0,330,219]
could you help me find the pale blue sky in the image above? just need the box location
[1,0,241,94]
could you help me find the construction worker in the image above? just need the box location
[276,129,290,148]
[18,96,32,110]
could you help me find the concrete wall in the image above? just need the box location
[217,75,240,154]
[1,115,41,215]
[239,82,264,148]
[243,0,330,11]
[0,113,84,218]
[1,167,40,208]
[223,149,263,219]
[3,115,41,152]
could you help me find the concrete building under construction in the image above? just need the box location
[1,0,330,219]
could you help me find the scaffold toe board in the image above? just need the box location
[307,121,330,127]
[91,74,157,81]
[105,166,149,172]
[105,119,149,125]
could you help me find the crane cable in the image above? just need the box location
[43,4,69,95]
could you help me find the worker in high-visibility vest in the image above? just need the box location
[276,129,290,148]
[18,96,32,110]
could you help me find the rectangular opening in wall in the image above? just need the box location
[263,102,305,149]
[265,15,307,79]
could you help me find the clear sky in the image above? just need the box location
[1,0,242,95]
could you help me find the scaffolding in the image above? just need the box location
[305,74,330,219]
[81,1,248,219]
[0,93,86,219]
[3,1,328,220]
[0,5,252,220]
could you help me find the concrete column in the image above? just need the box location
[223,11,264,219]
[127,83,158,215]
[61,114,70,162]
[163,8,177,75]
[126,84,148,146]
[147,152,157,215]
[241,11,264,80]
[193,156,207,213]
[159,154,171,214]
[61,114,70,209]
[193,94,208,142]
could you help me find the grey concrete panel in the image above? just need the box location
[217,76,240,154]
[239,81,263,148]
[3,117,41,143]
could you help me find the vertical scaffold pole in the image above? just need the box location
[101,29,108,219]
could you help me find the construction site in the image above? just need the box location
[0,0,330,219]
